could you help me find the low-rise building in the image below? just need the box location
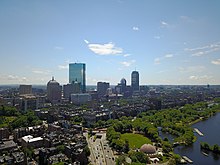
[0,140,17,152]
[0,128,9,140]
[71,93,91,105]
[12,152,25,165]
[21,135,43,148]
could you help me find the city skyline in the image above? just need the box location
[0,0,220,85]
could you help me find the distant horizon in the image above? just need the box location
[0,83,219,87]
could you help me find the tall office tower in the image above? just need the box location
[19,85,32,95]
[120,78,127,93]
[115,78,127,94]
[97,82,110,98]
[131,71,139,91]
[47,77,62,103]
[63,82,81,101]
[69,63,86,93]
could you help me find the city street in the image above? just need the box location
[84,132,116,165]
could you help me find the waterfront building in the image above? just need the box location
[19,85,32,95]
[131,71,139,92]
[69,63,86,92]
[97,82,110,98]
[47,77,62,104]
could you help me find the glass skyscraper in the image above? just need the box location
[69,63,86,92]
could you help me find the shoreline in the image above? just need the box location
[189,117,204,126]
[189,109,220,126]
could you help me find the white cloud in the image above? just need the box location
[165,54,173,58]
[120,60,136,67]
[154,54,173,64]
[7,75,19,80]
[54,46,64,50]
[123,54,131,57]
[185,42,220,56]
[58,64,68,70]
[32,69,51,75]
[211,59,220,65]
[189,75,197,80]
[21,77,27,82]
[192,51,205,56]
[84,39,89,44]
[160,21,169,28]
[6,75,27,82]
[189,75,213,81]
[154,58,161,65]
[132,26,139,31]
[88,42,123,55]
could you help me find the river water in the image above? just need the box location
[172,112,220,165]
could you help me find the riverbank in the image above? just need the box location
[189,109,220,126]
[189,117,204,125]
[174,112,220,165]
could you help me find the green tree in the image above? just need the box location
[115,139,125,152]
[201,142,210,150]
[124,139,130,153]
[56,145,65,153]
[162,141,173,153]
[213,144,219,153]
[129,151,149,164]
[88,128,93,136]
[116,155,127,165]
[173,154,181,163]
[84,145,91,156]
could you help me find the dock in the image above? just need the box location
[202,151,209,156]
[194,128,204,136]
[182,156,193,164]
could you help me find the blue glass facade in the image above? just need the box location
[69,63,86,92]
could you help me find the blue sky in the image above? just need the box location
[0,0,220,85]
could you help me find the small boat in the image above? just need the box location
[202,152,209,156]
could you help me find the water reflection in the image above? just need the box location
[173,113,220,165]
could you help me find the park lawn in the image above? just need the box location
[0,116,17,128]
[5,116,17,122]
[121,133,152,149]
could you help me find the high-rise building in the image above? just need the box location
[47,77,62,103]
[115,78,127,94]
[120,78,127,94]
[19,85,32,95]
[69,63,86,93]
[63,82,81,101]
[97,82,110,98]
[131,71,139,91]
